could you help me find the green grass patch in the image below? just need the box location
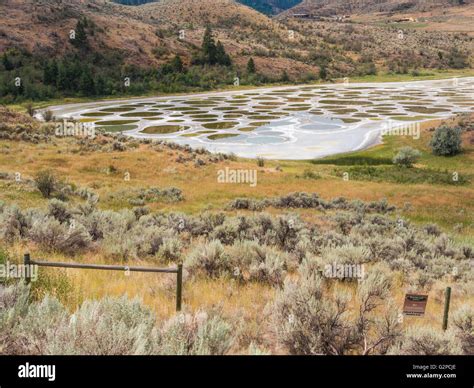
[120,112,163,117]
[100,107,135,113]
[95,120,139,126]
[141,125,189,134]
[207,133,239,141]
[202,122,239,130]
[336,166,470,186]
[312,155,393,166]
[98,124,138,132]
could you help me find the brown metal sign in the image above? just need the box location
[403,294,428,316]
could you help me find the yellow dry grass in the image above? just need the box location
[1,116,472,234]
[1,113,473,351]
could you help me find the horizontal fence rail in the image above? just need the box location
[23,253,183,312]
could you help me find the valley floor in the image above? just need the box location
[0,76,472,355]
[42,76,474,159]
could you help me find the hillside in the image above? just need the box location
[110,0,304,15]
[0,0,275,66]
[0,0,472,104]
[283,0,472,16]
[0,0,313,73]
[1,0,471,71]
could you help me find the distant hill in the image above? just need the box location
[283,0,472,16]
[236,0,303,15]
[0,0,471,103]
[110,0,304,14]
[0,0,470,72]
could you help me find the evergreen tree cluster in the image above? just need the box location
[0,25,269,104]
[70,18,89,50]
[192,26,232,67]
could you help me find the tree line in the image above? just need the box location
[0,23,266,104]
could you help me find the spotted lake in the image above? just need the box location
[46,77,474,160]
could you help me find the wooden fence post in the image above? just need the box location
[176,264,183,312]
[23,253,31,285]
[442,286,451,331]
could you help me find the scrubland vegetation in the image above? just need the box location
[1,194,473,355]
[1,197,473,354]
[0,0,472,359]
[0,107,473,355]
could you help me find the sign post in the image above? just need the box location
[442,287,451,331]
[403,294,428,316]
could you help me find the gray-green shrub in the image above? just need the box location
[430,125,462,156]
[388,326,463,355]
[0,284,236,356]
[185,240,232,278]
[0,283,30,354]
[28,216,91,255]
[157,310,234,355]
[393,147,421,167]
[271,268,400,355]
[34,170,58,199]
[49,296,156,355]
[452,305,474,355]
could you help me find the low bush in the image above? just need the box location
[0,283,30,354]
[28,215,92,255]
[227,193,395,213]
[320,244,371,267]
[157,310,234,355]
[185,240,233,278]
[430,125,462,156]
[393,147,421,168]
[271,268,400,355]
[388,326,463,355]
[0,284,235,355]
[34,170,58,199]
[14,296,68,355]
[452,305,474,355]
[109,187,184,205]
[228,240,290,286]
[0,205,28,243]
[158,237,183,262]
[51,296,157,355]
[47,199,72,223]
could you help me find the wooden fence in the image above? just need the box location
[23,253,183,312]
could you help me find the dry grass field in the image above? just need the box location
[1,106,472,354]
[0,0,472,356]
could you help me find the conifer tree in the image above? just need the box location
[202,26,217,65]
[246,57,256,74]
[71,18,88,49]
